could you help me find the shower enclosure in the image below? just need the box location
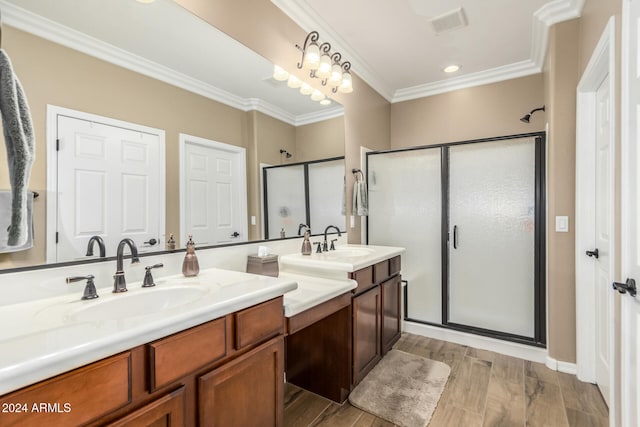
[263,157,345,239]
[367,133,545,345]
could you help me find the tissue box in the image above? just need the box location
[246,255,279,277]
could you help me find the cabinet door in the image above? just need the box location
[381,275,402,355]
[352,285,381,385]
[107,386,185,427]
[198,336,284,427]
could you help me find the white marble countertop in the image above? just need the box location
[280,272,357,317]
[0,268,297,395]
[279,244,405,273]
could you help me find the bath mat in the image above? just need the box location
[349,349,451,427]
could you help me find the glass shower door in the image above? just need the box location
[367,148,442,324]
[447,138,536,338]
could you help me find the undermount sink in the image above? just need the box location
[67,286,210,322]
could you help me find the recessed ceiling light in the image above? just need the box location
[443,64,460,73]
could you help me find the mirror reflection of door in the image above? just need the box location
[48,106,166,262]
[179,134,248,248]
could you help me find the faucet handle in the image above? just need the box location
[313,242,322,253]
[143,263,164,288]
[66,275,99,300]
[330,239,338,251]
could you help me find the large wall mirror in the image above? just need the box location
[0,0,345,270]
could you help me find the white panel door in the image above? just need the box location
[594,75,612,406]
[181,135,247,247]
[56,115,163,262]
[621,0,640,424]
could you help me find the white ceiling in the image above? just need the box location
[0,0,344,126]
[1,0,585,114]
[272,0,585,101]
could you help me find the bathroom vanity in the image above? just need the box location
[0,268,296,426]
[0,243,403,425]
[280,245,404,403]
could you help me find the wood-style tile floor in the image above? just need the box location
[284,333,608,427]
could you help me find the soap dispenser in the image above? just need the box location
[301,231,312,255]
[167,233,176,251]
[182,235,200,277]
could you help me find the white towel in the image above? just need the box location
[0,190,34,252]
[353,179,368,216]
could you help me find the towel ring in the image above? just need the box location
[352,168,364,181]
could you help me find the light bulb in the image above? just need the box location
[311,89,325,101]
[338,72,353,93]
[273,65,289,81]
[317,54,331,78]
[300,83,313,95]
[287,74,302,88]
[329,63,342,85]
[304,43,320,70]
[320,99,331,106]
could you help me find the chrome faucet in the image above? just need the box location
[113,238,140,293]
[323,225,342,251]
[86,235,106,258]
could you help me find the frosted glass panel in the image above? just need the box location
[264,165,306,238]
[448,138,536,337]
[368,149,442,323]
[308,159,345,234]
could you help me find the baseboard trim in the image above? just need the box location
[546,356,579,375]
[403,320,548,363]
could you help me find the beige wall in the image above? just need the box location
[295,117,344,162]
[174,0,392,244]
[391,74,545,148]
[544,19,581,364]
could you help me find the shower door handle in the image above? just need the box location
[453,225,458,249]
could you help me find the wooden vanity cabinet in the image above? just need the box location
[0,296,285,427]
[352,284,381,384]
[350,255,401,386]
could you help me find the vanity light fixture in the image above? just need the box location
[287,74,302,88]
[296,31,353,94]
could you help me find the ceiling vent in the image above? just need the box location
[429,7,468,35]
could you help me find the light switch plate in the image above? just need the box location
[555,216,569,232]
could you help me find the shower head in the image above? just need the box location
[279,149,292,158]
[520,106,545,123]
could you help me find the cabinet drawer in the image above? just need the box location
[149,317,227,391]
[234,297,284,350]
[373,260,389,283]
[0,352,131,427]
[350,266,374,295]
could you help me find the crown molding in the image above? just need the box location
[294,104,345,126]
[0,0,337,126]
[272,0,585,103]
[531,0,585,68]
[393,60,541,102]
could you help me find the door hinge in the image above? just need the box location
[56,139,60,151]
[55,232,58,244]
